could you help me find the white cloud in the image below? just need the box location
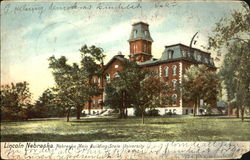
[94,22,131,44]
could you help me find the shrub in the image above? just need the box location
[146,109,160,116]
[163,111,177,116]
[134,108,146,117]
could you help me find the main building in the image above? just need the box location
[83,22,216,116]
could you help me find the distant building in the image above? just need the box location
[83,22,216,115]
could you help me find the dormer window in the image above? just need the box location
[181,50,185,57]
[210,58,214,65]
[133,30,137,38]
[197,53,201,61]
[144,30,148,36]
[204,57,208,64]
[167,50,174,59]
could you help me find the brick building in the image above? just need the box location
[83,22,216,116]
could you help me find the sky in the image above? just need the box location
[1,1,244,101]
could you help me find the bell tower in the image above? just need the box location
[128,22,153,63]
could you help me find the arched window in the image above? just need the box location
[133,30,137,38]
[173,65,177,75]
[172,94,177,105]
[93,77,96,83]
[165,67,169,77]
[144,44,147,52]
[106,74,110,82]
[197,53,201,61]
[172,79,177,89]
[113,72,119,79]
[98,77,101,84]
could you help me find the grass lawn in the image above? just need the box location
[1,116,250,142]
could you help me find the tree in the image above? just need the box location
[208,2,250,121]
[0,81,32,120]
[135,74,169,124]
[104,60,145,118]
[48,56,100,121]
[48,45,104,121]
[181,65,220,116]
[31,88,66,118]
[104,60,170,123]
[79,45,106,115]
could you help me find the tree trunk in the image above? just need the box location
[236,106,239,118]
[66,107,71,122]
[241,107,245,122]
[119,108,125,119]
[141,108,145,124]
[193,100,197,117]
[88,78,92,115]
[76,105,81,120]
[124,91,127,119]
[88,99,91,115]
[125,108,128,118]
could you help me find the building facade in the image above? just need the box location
[83,22,216,116]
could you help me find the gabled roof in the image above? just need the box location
[103,55,127,72]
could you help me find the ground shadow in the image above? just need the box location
[70,118,119,123]
[148,122,184,125]
[1,132,128,142]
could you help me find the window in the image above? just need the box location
[133,44,136,52]
[133,30,137,38]
[173,109,176,113]
[106,74,110,82]
[197,53,201,61]
[144,44,147,52]
[172,94,177,105]
[173,65,177,75]
[181,50,187,57]
[191,109,193,113]
[185,109,188,115]
[115,65,119,68]
[165,67,169,77]
[168,50,174,59]
[204,57,208,64]
[113,72,119,78]
[181,50,185,57]
[98,99,102,104]
[172,79,177,89]
[93,77,96,83]
[98,77,101,84]
[144,30,148,36]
